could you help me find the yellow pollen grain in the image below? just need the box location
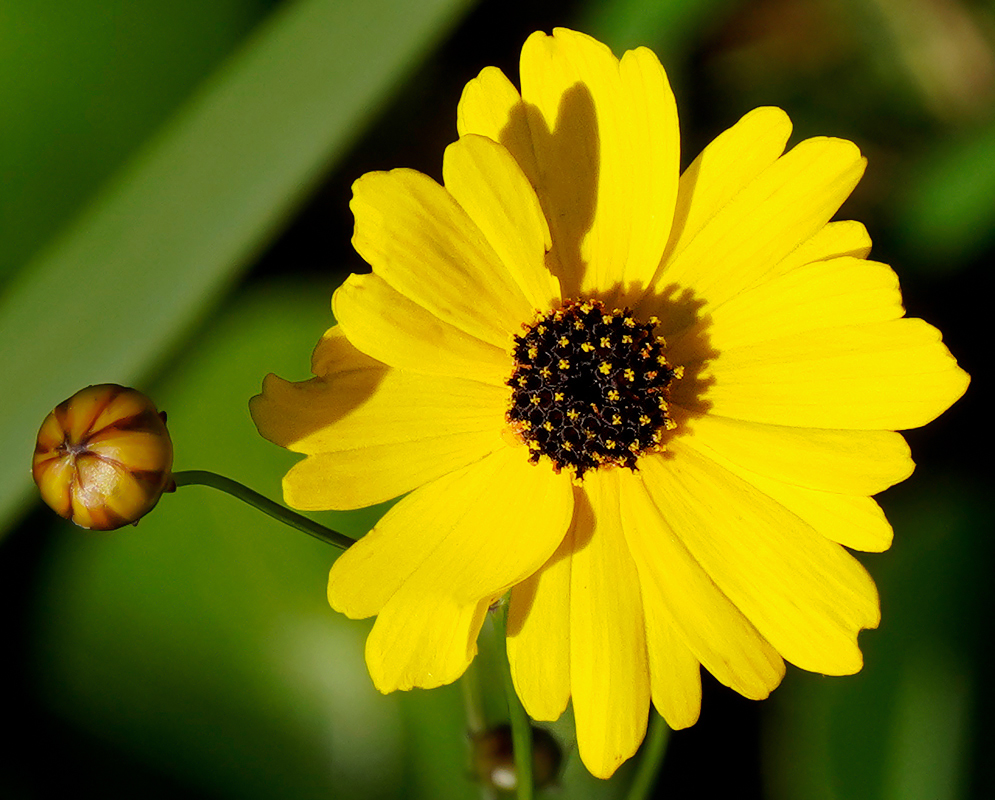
[559,336,570,347]
[558,358,570,370]
[554,391,564,401]
[608,389,620,401]
[581,342,594,352]
[600,336,611,348]
[598,362,612,375]
[624,368,635,381]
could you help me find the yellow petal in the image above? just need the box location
[642,608,702,730]
[613,44,681,301]
[681,423,896,551]
[365,589,491,691]
[764,219,872,281]
[682,415,913,495]
[518,28,680,300]
[678,256,905,356]
[507,530,574,721]
[641,444,880,675]
[327,446,573,618]
[442,134,559,310]
[250,329,507,510]
[618,469,785,701]
[333,272,511,384]
[743,476,895,553]
[697,318,970,430]
[651,136,866,315]
[350,167,536,348]
[456,65,538,182]
[653,106,792,285]
[569,470,650,779]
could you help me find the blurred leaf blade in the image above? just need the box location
[0,0,276,281]
[0,0,475,534]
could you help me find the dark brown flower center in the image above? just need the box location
[506,299,680,480]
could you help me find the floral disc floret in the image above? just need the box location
[506,299,681,479]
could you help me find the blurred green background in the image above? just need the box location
[2,0,990,797]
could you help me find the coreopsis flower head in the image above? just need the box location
[33,384,174,530]
[251,29,969,778]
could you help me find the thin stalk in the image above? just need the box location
[461,658,488,736]
[625,710,670,800]
[492,607,534,800]
[461,659,498,800]
[171,469,354,550]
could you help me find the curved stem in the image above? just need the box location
[171,470,354,550]
[625,710,670,800]
[492,607,534,800]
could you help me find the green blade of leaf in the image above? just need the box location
[1,0,474,533]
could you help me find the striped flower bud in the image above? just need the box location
[32,384,174,530]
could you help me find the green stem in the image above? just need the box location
[171,469,354,550]
[461,660,498,800]
[625,711,670,800]
[492,607,534,800]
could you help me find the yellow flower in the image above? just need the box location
[251,28,969,778]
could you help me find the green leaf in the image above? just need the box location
[1,0,475,534]
[0,0,275,280]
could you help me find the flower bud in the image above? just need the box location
[471,723,562,791]
[32,384,173,530]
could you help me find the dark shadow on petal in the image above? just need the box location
[499,84,600,298]
[638,280,719,448]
